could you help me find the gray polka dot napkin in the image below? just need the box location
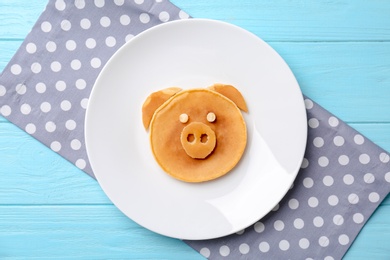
[0,1,389,259]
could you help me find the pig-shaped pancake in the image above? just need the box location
[142,84,248,182]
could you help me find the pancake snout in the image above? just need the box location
[180,122,216,159]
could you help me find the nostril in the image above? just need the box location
[187,134,195,142]
[200,134,208,143]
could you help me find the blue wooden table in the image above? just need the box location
[0,0,389,258]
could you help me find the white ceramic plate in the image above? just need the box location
[85,19,307,240]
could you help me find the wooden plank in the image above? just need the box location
[1,0,390,41]
[171,0,390,41]
[0,120,389,205]
[0,204,388,259]
[0,41,22,71]
[1,42,389,122]
[0,0,47,40]
[0,205,203,259]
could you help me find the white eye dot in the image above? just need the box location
[179,113,189,123]
[207,112,216,122]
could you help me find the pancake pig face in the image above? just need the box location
[142,84,248,183]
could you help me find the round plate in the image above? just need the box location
[85,19,307,240]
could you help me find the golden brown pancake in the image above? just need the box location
[148,88,247,182]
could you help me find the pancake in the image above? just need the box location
[148,88,247,182]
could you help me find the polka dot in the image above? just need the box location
[10,64,22,75]
[359,154,370,164]
[94,0,105,8]
[100,16,111,27]
[75,79,87,90]
[41,21,52,32]
[81,98,89,109]
[354,134,365,145]
[368,192,380,203]
[0,105,11,116]
[219,245,230,257]
[272,204,279,211]
[364,173,375,183]
[333,136,345,146]
[254,222,265,233]
[71,139,82,150]
[86,38,97,49]
[333,214,344,225]
[20,104,31,115]
[51,61,62,72]
[274,220,284,231]
[319,236,329,247]
[25,123,36,134]
[31,62,42,74]
[90,58,101,69]
[313,137,324,148]
[46,41,57,52]
[50,141,62,152]
[61,20,71,31]
[385,172,390,183]
[288,199,299,210]
[80,18,91,29]
[236,229,245,235]
[313,216,324,227]
[301,158,309,168]
[328,195,339,206]
[45,121,56,132]
[299,238,310,249]
[303,177,314,188]
[348,193,359,204]
[65,119,77,130]
[55,0,66,11]
[259,242,270,253]
[125,34,135,42]
[308,197,319,208]
[304,99,314,109]
[36,82,46,93]
[338,155,349,165]
[318,156,329,167]
[71,59,82,70]
[15,84,27,95]
[114,0,124,5]
[308,118,319,128]
[134,0,144,4]
[324,257,334,260]
[279,240,289,251]
[66,40,77,51]
[323,175,334,186]
[105,36,116,47]
[343,174,354,185]
[338,234,349,245]
[61,100,72,111]
[26,43,37,54]
[179,10,190,19]
[56,81,67,91]
[75,0,85,9]
[139,13,150,23]
[75,159,86,169]
[40,102,51,113]
[294,218,304,229]
[328,116,339,127]
[353,213,364,224]
[239,243,250,254]
[120,14,131,25]
[159,11,170,22]
[379,152,390,163]
[0,85,6,97]
[199,248,210,258]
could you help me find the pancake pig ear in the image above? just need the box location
[142,87,182,129]
[208,83,248,112]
